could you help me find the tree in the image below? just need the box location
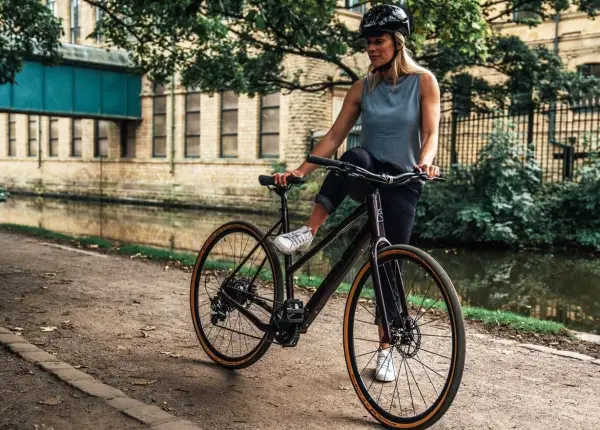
[0,0,63,84]
[85,0,599,109]
[2,0,599,109]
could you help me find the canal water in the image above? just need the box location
[1,195,598,334]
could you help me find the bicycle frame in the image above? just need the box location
[219,185,404,343]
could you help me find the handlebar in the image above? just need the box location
[306,154,444,185]
[258,175,305,187]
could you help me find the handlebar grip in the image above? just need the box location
[258,175,305,186]
[306,154,342,168]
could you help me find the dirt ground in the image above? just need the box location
[1,230,600,430]
[0,348,145,430]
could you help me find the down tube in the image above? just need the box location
[299,224,371,333]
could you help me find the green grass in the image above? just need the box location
[0,222,567,335]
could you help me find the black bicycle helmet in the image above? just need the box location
[359,4,411,38]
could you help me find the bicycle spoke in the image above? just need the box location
[418,347,451,361]
[406,358,428,408]
[347,250,463,426]
[405,353,416,416]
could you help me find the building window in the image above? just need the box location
[153,83,167,158]
[95,7,104,43]
[185,91,201,158]
[8,114,16,157]
[513,5,538,22]
[577,63,600,108]
[28,116,38,157]
[346,0,366,14]
[121,121,136,158]
[259,92,280,158]
[47,0,57,16]
[49,117,59,157]
[220,91,238,158]
[71,0,81,44]
[95,120,109,157]
[72,119,82,157]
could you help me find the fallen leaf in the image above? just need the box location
[141,326,156,331]
[132,379,157,386]
[160,351,182,358]
[62,320,71,324]
[140,331,149,338]
[12,327,24,332]
[39,397,62,406]
[44,272,57,277]
[40,326,58,332]
[338,386,350,391]
[163,265,170,271]
[87,244,99,249]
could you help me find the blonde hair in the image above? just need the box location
[367,33,429,92]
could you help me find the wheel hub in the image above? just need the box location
[392,316,421,358]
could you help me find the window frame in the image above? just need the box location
[121,120,136,158]
[152,82,168,158]
[28,116,38,157]
[345,0,367,14]
[71,118,82,157]
[184,90,201,158]
[259,92,280,159]
[94,120,109,158]
[7,114,16,157]
[70,0,81,44]
[220,91,239,158]
[49,117,59,157]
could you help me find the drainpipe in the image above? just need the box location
[548,7,561,145]
[170,74,175,175]
[37,115,42,169]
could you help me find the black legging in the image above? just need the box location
[315,147,422,325]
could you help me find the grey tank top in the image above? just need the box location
[360,74,422,173]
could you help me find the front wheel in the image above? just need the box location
[190,221,283,369]
[343,245,466,429]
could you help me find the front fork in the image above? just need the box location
[366,191,410,344]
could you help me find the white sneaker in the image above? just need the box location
[273,226,314,255]
[375,348,396,382]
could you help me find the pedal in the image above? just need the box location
[283,299,305,324]
[280,325,300,348]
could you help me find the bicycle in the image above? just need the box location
[190,154,466,429]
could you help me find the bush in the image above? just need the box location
[414,122,600,251]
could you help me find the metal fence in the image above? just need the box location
[341,103,600,182]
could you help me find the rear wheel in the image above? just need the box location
[190,221,283,369]
[343,245,465,429]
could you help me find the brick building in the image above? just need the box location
[0,1,363,212]
[1,1,598,211]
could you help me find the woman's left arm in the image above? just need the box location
[416,72,441,177]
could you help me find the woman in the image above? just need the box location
[272,4,441,382]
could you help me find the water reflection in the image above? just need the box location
[1,196,598,333]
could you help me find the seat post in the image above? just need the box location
[279,189,295,300]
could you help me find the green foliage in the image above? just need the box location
[77,0,600,108]
[462,307,566,334]
[414,123,600,251]
[0,0,63,84]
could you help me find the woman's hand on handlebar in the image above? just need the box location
[273,169,305,186]
[414,163,441,178]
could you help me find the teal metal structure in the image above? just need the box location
[0,44,142,120]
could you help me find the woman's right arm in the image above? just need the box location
[274,79,363,186]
